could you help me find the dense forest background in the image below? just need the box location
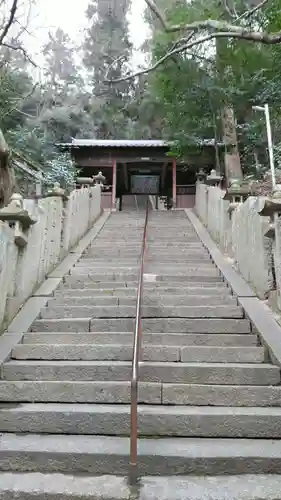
[1,0,281,182]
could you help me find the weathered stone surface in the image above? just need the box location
[0,473,130,500]
[3,472,281,500]
[31,319,91,332]
[138,362,280,385]
[90,318,251,333]
[3,361,278,384]
[2,434,281,475]
[55,284,228,295]
[2,360,132,381]
[48,294,237,307]
[180,346,264,363]
[11,344,180,362]
[162,383,281,406]
[22,332,258,347]
[40,305,244,319]
[0,381,161,404]
[141,475,281,500]
[1,404,281,438]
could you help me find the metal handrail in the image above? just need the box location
[130,197,149,473]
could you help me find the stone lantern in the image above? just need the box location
[196,168,207,183]
[93,171,106,188]
[205,169,223,186]
[223,179,252,217]
[258,184,281,238]
[0,193,36,247]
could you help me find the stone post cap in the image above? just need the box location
[46,183,68,200]
[206,169,223,185]
[272,184,281,199]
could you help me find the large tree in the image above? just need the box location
[0,0,36,205]
[106,0,281,181]
[83,0,134,138]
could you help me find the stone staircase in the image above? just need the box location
[1,210,281,498]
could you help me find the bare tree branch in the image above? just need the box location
[0,0,18,45]
[2,42,36,66]
[236,0,269,21]
[2,82,38,118]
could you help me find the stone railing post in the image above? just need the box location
[0,193,37,248]
[258,185,281,308]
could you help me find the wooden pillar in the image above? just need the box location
[112,159,117,210]
[172,159,177,208]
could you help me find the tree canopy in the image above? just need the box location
[1,0,281,186]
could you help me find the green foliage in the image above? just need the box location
[44,152,77,191]
[0,67,34,132]
[3,0,281,183]
[147,0,281,174]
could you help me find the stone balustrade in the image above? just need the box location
[0,184,102,332]
[195,182,273,299]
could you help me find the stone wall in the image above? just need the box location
[0,185,102,332]
[195,182,272,298]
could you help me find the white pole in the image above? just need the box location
[264,104,276,188]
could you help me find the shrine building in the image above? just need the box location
[58,139,224,210]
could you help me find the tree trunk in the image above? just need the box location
[221,105,243,183]
[0,129,15,208]
[216,36,243,185]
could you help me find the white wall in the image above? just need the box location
[0,185,102,332]
[195,182,272,298]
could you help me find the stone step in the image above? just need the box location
[81,254,212,261]
[31,318,251,333]
[69,267,219,277]
[3,361,279,384]
[1,404,281,438]
[1,472,281,500]
[0,381,161,404]
[76,260,213,268]
[3,434,281,477]
[53,288,231,298]
[39,305,244,319]
[90,238,201,243]
[84,250,210,258]
[11,344,264,363]
[23,332,259,347]
[59,281,228,290]
[64,274,223,285]
[48,295,237,307]
[1,380,280,406]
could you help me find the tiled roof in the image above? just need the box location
[70,139,168,148]
[57,138,224,148]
